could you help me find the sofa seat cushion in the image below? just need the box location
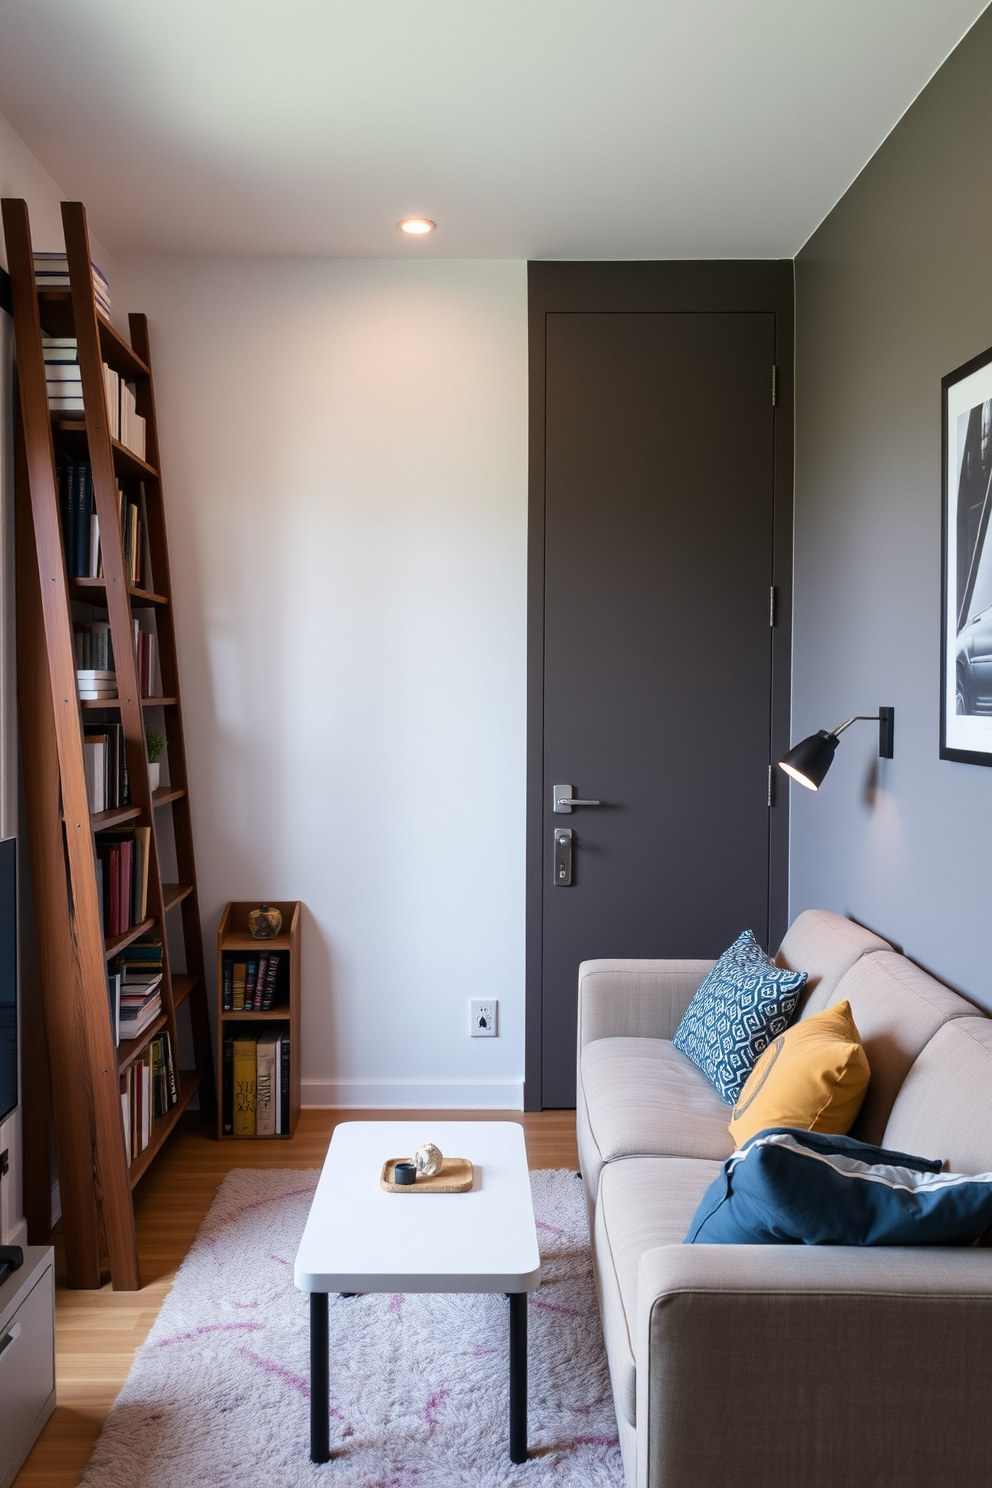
[580,1037,736,1188]
[594,1155,721,1425]
[803,952,976,1145]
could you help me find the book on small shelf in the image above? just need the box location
[223,1024,291,1138]
[217,902,300,1139]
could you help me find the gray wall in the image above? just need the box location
[792,9,992,1008]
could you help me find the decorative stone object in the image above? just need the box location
[413,1142,443,1177]
[248,904,283,939]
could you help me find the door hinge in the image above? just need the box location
[769,585,777,627]
[767,764,774,807]
[771,364,778,407]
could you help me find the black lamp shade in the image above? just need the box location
[778,729,839,791]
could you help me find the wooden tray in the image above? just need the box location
[380,1157,474,1193]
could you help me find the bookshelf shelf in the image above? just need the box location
[5,196,215,1290]
[163,881,194,911]
[70,578,170,607]
[217,902,300,1140]
[152,786,186,808]
[117,1014,169,1073]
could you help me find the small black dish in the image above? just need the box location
[393,1161,417,1186]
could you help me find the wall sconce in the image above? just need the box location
[778,707,894,791]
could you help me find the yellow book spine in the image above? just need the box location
[232,1034,257,1136]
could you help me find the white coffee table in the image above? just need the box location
[294,1121,542,1465]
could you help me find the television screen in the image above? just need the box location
[0,837,15,1123]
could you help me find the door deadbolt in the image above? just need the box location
[554,827,573,887]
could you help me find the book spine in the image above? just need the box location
[256,1038,276,1137]
[253,955,268,1012]
[222,956,233,1012]
[279,1033,290,1136]
[163,1030,177,1106]
[244,958,258,1013]
[261,952,280,1011]
[222,1036,234,1135]
[232,1036,257,1137]
[232,960,246,1012]
[75,464,91,579]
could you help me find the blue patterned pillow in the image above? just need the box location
[673,930,807,1104]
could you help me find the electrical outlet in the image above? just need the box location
[470,1000,497,1037]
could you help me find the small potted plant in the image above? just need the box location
[146,729,166,792]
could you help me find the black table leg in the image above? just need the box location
[509,1291,527,1463]
[310,1291,330,1463]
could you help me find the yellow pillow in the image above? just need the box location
[728,1000,870,1148]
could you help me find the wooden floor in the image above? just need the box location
[13,1108,578,1488]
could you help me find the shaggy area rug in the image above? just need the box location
[81,1168,623,1488]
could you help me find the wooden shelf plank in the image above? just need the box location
[104,916,157,960]
[70,577,169,607]
[217,931,294,952]
[142,695,177,708]
[172,973,198,1008]
[162,882,193,912]
[220,1007,292,1020]
[87,803,141,830]
[50,419,158,479]
[128,1070,202,1189]
[117,1013,168,1073]
[152,786,186,807]
[36,289,151,378]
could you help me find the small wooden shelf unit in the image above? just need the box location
[2,197,215,1291]
[216,901,301,1139]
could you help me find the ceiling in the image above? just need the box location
[0,0,987,259]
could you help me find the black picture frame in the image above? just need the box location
[941,343,992,765]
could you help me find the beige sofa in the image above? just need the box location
[577,909,992,1488]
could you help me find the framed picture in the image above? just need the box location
[941,345,992,764]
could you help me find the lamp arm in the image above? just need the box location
[828,714,881,739]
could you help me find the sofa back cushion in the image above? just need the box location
[775,909,889,1014]
[809,952,975,1145]
[883,1017,992,1173]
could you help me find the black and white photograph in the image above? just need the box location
[941,345,992,764]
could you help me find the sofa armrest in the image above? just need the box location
[635,1244,992,1488]
[577,958,714,1047]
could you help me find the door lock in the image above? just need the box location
[553,828,573,887]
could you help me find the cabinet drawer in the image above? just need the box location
[0,1264,55,1482]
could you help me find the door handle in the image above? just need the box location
[553,828,573,886]
[553,784,602,814]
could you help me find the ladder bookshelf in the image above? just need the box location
[2,197,214,1290]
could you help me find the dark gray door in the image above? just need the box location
[539,310,777,1107]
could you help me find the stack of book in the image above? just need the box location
[77,668,117,702]
[96,827,151,937]
[222,1027,291,1137]
[34,252,110,316]
[221,951,284,1012]
[43,336,85,414]
[120,1031,176,1165]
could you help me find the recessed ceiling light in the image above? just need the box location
[396,217,436,235]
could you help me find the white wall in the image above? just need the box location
[792,12,992,1008]
[113,257,529,1106]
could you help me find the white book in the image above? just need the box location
[47,396,85,411]
[76,669,116,679]
[255,1031,279,1137]
[89,514,100,578]
[45,364,83,382]
[78,689,118,700]
[83,738,106,813]
[121,1090,131,1165]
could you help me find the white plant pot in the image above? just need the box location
[147,761,161,792]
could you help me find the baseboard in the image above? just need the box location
[302,1079,524,1110]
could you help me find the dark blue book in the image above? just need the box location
[56,461,74,575]
[75,463,92,578]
